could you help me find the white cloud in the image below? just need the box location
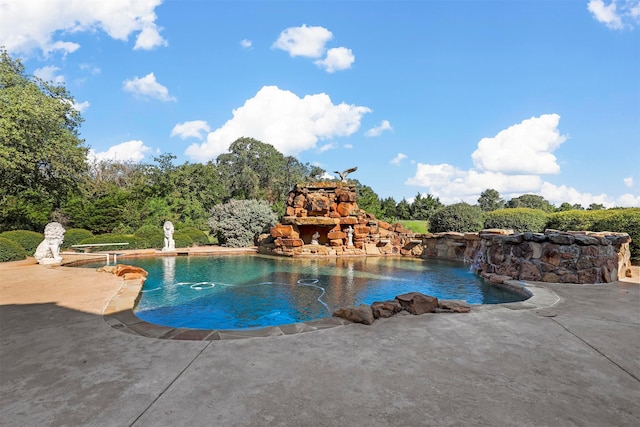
[240,39,252,49]
[89,140,151,162]
[185,85,371,161]
[318,143,336,153]
[33,66,64,83]
[123,72,176,102]
[0,0,167,55]
[314,47,355,73]
[390,153,407,166]
[365,120,393,137]
[624,176,634,187]
[273,24,333,58]
[343,143,353,149]
[73,100,90,112]
[171,120,211,140]
[471,114,567,175]
[134,24,168,50]
[79,63,101,75]
[587,0,640,30]
[273,24,355,73]
[404,114,640,207]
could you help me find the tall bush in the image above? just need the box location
[0,230,43,255]
[178,226,210,246]
[484,208,548,233]
[547,208,640,262]
[0,237,27,262]
[61,228,93,249]
[429,203,485,233]
[208,199,278,247]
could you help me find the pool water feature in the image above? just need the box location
[117,255,528,330]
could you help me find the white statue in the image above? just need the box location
[34,222,66,264]
[311,231,320,245]
[346,226,354,247]
[162,221,175,251]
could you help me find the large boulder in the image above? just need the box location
[395,292,439,315]
[114,264,148,278]
[333,305,375,325]
[371,300,403,319]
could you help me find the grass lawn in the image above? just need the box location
[397,220,428,234]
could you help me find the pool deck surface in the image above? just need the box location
[1,248,639,426]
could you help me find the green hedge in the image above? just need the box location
[484,208,548,233]
[134,225,164,248]
[0,237,27,262]
[0,230,43,255]
[429,203,485,233]
[178,227,210,245]
[61,228,94,249]
[173,232,194,249]
[547,208,640,262]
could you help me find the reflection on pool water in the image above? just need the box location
[104,255,528,330]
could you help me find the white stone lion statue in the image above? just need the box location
[34,222,66,264]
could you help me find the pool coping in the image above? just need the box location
[98,254,562,341]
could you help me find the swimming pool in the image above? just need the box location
[115,255,528,330]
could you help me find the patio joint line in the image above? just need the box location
[550,317,640,383]
[129,340,212,426]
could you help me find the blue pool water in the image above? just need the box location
[96,255,528,330]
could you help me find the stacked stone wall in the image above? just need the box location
[258,182,632,284]
[419,229,632,284]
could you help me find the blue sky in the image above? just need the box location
[2,0,639,207]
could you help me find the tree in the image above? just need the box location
[0,49,88,230]
[478,189,504,212]
[396,198,411,220]
[587,203,605,211]
[216,137,317,206]
[507,194,555,212]
[410,193,443,220]
[380,197,398,220]
[355,183,382,217]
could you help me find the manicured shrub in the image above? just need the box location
[61,228,94,249]
[178,226,210,246]
[429,203,485,233]
[546,210,606,231]
[0,230,44,255]
[484,208,548,233]
[173,232,194,249]
[134,224,164,248]
[547,208,640,263]
[0,237,27,262]
[208,199,278,247]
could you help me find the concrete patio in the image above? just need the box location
[1,252,638,426]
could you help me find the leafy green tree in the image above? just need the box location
[410,193,443,220]
[587,203,605,211]
[396,198,411,220]
[355,183,382,217]
[0,49,88,231]
[380,197,398,220]
[216,137,316,206]
[557,202,574,212]
[507,194,555,212]
[478,189,504,212]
